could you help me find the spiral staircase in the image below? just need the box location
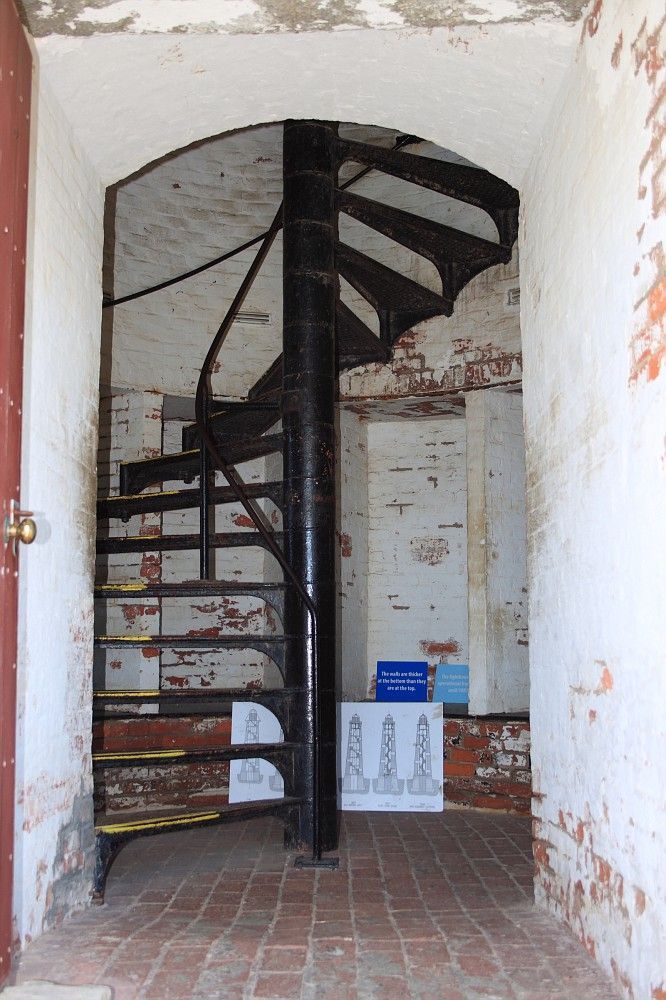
[92,121,519,899]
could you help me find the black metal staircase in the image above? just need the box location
[92,121,519,899]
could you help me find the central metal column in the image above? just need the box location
[282,120,339,855]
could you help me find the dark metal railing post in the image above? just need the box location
[282,119,339,860]
[198,390,213,580]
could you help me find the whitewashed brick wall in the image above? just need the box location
[467,389,528,714]
[15,73,104,944]
[522,2,666,995]
[366,416,468,692]
[337,408,369,700]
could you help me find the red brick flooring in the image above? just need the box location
[12,812,618,999]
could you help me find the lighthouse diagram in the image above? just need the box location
[341,713,370,794]
[237,708,263,785]
[372,713,404,795]
[407,713,441,796]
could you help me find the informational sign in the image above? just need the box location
[229,702,284,804]
[339,702,443,813]
[432,663,469,704]
[376,661,428,702]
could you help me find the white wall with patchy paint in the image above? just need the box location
[366,417,468,693]
[14,71,104,943]
[522,1,665,996]
[467,389,528,715]
[336,407,369,701]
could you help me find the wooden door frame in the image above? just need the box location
[0,0,32,983]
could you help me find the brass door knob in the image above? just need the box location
[8,517,37,545]
[3,500,37,552]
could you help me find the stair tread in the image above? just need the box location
[337,138,520,245]
[95,797,302,834]
[336,300,390,363]
[95,580,287,596]
[92,741,298,767]
[249,300,390,400]
[182,402,280,450]
[97,531,283,554]
[93,687,296,699]
[120,435,283,495]
[97,481,283,518]
[95,633,293,645]
[121,435,282,468]
[338,190,509,301]
[337,241,451,315]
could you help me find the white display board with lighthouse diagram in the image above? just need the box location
[339,702,443,812]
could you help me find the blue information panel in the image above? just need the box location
[376,661,428,702]
[433,663,469,704]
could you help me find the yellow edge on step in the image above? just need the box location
[96,810,221,835]
[103,490,180,501]
[96,635,153,642]
[93,690,160,698]
[119,450,198,465]
[96,583,147,592]
[93,750,188,762]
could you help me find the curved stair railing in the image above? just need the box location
[92,122,520,899]
[193,206,329,867]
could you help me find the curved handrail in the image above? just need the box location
[193,207,326,861]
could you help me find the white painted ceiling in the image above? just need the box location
[20,0,587,37]
[27,11,584,189]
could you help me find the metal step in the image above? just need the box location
[92,741,301,771]
[97,530,283,555]
[120,434,283,496]
[248,300,389,400]
[92,686,302,730]
[97,480,283,520]
[182,399,280,451]
[94,633,291,648]
[94,632,292,676]
[93,797,303,900]
[94,579,287,622]
[336,241,452,344]
[338,190,510,302]
[335,300,391,366]
[337,138,520,248]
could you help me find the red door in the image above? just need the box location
[0,0,32,983]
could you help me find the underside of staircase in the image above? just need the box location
[93,121,519,899]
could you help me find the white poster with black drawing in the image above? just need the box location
[339,702,443,812]
[229,702,284,804]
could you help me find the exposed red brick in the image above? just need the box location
[462,735,491,750]
[444,762,476,778]
[232,514,256,528]
[419,639,460,657]
[446,748,479,764]
[337,531,352,557]
[472,794,515,811]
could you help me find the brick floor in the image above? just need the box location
[11,811,618,999]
